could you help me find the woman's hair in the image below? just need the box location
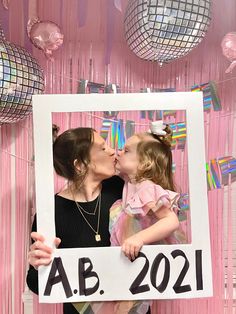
[52,124,60,143]
[135,125,176,191]
[53,127,94,188]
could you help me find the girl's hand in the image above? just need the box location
[121,234,144,261]
[28,232,61,269]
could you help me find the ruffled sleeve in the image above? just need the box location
[125,181,179,216]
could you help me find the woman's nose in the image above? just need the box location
[117,149,123,157]
[109,147,115,155]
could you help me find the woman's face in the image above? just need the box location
[87,132,116,180]
[116,135,140,178]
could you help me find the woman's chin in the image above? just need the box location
[107,167,116,178]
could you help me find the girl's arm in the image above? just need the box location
[121,201,179,260]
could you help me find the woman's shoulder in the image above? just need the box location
[102,175,124,199]
[54,193,74,207]
[102,175,124,189]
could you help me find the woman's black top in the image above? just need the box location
[26,175,124,314]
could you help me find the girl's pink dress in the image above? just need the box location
[107,180,186,314]
[73,180,186,314]
[110,179,185,246]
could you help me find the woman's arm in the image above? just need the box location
[26,216,61,294]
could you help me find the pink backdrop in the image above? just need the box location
[0,0,235,313]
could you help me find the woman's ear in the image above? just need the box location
[74,159,86,174]
[74,159,81,171]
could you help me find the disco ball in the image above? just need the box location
[124,0,211,65]
[0,32,44,123]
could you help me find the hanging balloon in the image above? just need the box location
[2,0,9,9]
[221,32,236,73]
[28,19,64,60]
[124,0,211,65]
[0,29,44,124]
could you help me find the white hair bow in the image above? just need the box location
[149,120,166,136]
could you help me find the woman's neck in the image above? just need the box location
[75,182,102,202]
[73,180,102,202]
[59,178,102,202]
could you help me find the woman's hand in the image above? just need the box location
[28,232,61,269]
[121,234,144,261]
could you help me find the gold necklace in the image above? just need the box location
[74,193,101,242]
[75,194,100,216]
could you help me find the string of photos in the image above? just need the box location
[77,79,235,220]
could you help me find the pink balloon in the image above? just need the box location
[28,20,64,60]
[221,32,236,73]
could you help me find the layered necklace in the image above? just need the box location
[74,193,102,242]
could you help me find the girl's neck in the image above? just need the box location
[127,174,149,185]
[127,174,137,184]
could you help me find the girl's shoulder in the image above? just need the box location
[134,181,180,206]
[137,179,157,189]
[137,181,179,200]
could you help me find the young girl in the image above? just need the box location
[108,120,186,313]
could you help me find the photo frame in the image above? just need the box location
[32,92,212,303]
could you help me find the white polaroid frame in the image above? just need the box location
[32,92,212,303]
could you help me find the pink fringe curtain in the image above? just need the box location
[0,0,236,314]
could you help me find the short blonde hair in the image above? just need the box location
[135,125,175,191]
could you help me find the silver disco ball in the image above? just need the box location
[124,0,211,65]
[0,30,44,123]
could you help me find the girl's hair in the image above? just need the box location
[53,127,94,189]
[135,125,176,191]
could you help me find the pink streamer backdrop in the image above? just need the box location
[0,0,236,313]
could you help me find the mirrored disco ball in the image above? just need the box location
[124,0,211,64]
[0,37,44,123]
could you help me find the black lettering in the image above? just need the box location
[44,257,73,298]
[195,250,203,290]
[79,257,99,296]
[171,249,191,293]
[151,253,170,293]
[129,252,150,294]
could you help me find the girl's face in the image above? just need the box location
[87,132,116,180]
[116,135,140,178]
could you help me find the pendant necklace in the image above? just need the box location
[75,194,100,216]
[74,193,101,242]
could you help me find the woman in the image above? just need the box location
[26,127,151,314]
